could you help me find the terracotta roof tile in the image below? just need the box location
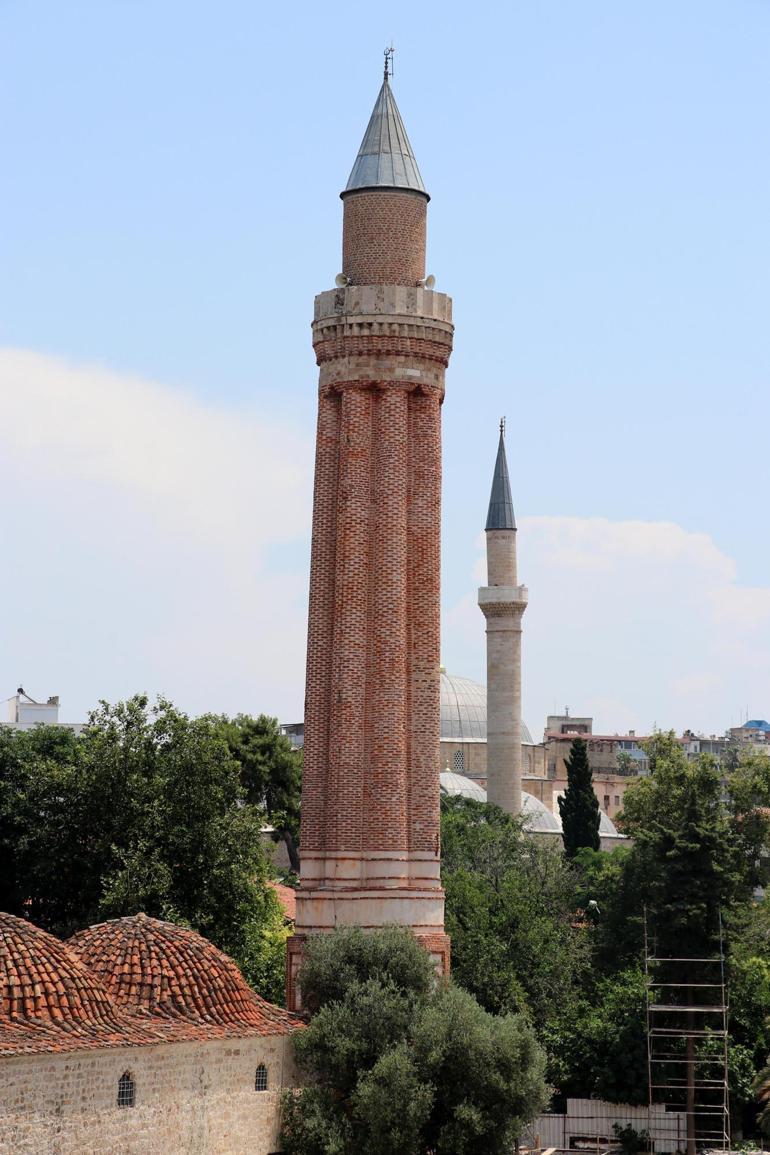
[0,911,300,1058]
[268,881,297,922]
[68,914,298,1036]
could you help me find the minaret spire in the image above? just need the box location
[485,420,516,531]
[478,424,528,816]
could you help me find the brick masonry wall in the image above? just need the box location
[342,189,427,285]
[288,192,454,1006]
[0,1035,296,1155]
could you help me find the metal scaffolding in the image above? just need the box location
[644,915,730,1151]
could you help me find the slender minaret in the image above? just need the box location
[478,422,528,815]
[286,55,453,1010]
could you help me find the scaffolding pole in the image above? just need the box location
[644,911,730,1152]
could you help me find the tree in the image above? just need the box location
[441,796,589,1023]
[281,926,547,1155]
[212,713,302,872]
[620,733,749,1153]
[559,737,601,857]
[0,696,286,1002]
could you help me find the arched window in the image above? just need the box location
[255,1064,269,1092]
[117,1071,135,1108]
[453,749,464,772]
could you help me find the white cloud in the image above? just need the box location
[443,516,770,737]
[0,348,313,722]
[3,348,767,740]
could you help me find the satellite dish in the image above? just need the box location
[335,273,349,287]
[424,274,436,290]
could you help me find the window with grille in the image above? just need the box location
[117,1072,135,1108]
[255,1064,269,1092]
[453,750,464,772]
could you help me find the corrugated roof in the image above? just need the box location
[485,429,516,531]
[344,75,427,197]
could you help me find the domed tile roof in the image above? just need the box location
[440,671,534,745]
[0,911,158,1056]
[68,913,295,1035]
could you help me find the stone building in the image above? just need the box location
[439,670,547,792]
[287,59,453,1006]
[544,714,649,821]
[0,912,299,1155]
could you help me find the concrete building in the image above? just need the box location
[287,61,453,1008]
[544,715,649,822]
[478,426,528,815]
[3,688,83,734]
[0,912,299,1154]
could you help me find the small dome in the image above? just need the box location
[440,771,488,802]
[68,914,293,1032]
[439,776,562,835]
[599,810,621,837]
[521,792,562,834]
[1,911,118,1029]
[440,671,534,745]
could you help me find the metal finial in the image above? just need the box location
[500,416,506,438]
[384,44,394,80]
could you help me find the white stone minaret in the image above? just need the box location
[478,422,528,815]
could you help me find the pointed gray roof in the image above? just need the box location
[485,430,516,531]
[343,76,428,199]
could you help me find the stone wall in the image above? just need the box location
[0,1034,296,1155]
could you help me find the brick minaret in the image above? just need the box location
[478,424,528,815]
[286,61,453,1010]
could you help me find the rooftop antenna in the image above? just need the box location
[384,43,395,80]
[500,416,506,438]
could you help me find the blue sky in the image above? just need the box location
[2,1,769,735]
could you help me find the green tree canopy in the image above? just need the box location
[558,737,601,857]
[212,712,302,872]
[281,926,547,1155]
[0,695,287,1002]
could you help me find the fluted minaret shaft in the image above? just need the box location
[478,430,528,816]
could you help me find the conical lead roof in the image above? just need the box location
[344,75,428,198]
[486,428,516,531]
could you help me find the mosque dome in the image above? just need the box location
[439,775,562,835]
[68,914,294,1033]
[598,810,621,838]
[521,792,563,834]
[439,771,487,802]
[440,671,534,745]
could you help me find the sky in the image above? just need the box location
[1,0,769,736]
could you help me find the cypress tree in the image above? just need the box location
[558,737,601,857]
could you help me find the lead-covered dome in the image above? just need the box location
[68,914,294,1033]
[522,792,562,834]
[440,671,534,745]
[440,771,487,802]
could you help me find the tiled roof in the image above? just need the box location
[68,914,297,1035]
[268,881,297,922]
[0,911,299,1058]
[0,911,161,1056]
